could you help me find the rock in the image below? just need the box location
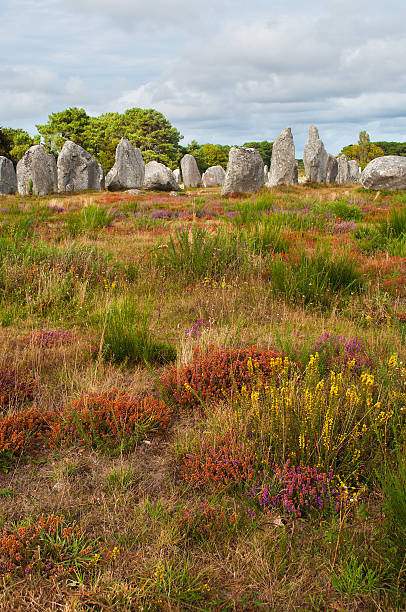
[57,141,104,192]
[264,165,269,181]
[360,156,406,191]
[222,147,264,195]
[0,156,17,194]
[125,189,141,195]
[143,161,180,191]
[202,165,226,187]
[17,145,57,196]
[268,127,298,186]
[173,168,182,184]
[326,154,338,184]
[303,125,328,183]
[336,154,350,184]
[348,160,361,183]
[180,154,202,188]
[105,138,144,191]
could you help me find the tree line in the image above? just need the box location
[1,109,405,173]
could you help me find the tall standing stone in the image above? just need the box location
[222,147,264,195]
[17,145,57,196]
[57,141,104,192]
[348,160,361,183]
[0,156,17,194]
[173,168,182,184]
[264,165,269,181]
[105,138,144,191]
[180,154,202,188]
[268,127,298,186]
[326,154,338,184]
[336,155,351,184]
[202,165,226,187]
[143,161,180,191]
[303,125,328,183]
[360,156,406,191]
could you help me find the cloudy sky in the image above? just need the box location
[1,0,405,155]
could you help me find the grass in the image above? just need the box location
[0,183,405,610]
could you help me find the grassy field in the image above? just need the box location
[0,183,405,611]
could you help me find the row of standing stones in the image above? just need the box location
[1,127,406,196]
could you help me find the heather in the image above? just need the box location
[0,183,405,610]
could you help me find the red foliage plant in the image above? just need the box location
[0,407,50,458]
[160,345,284,409]
[182,431,258,490]
[47,389,172,453]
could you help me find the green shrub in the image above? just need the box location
[326,198,363,221]
[101,297,176,365]
[380,206,406,239]
[67,205,116,236]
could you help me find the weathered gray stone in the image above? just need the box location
[348,160,361,183]
[303,125,328,183]
[173,168,182,184]
[222,147,264,195]
[57,141,104,192]
[336,154,351,184]
[105,138,144,191]
[264,165,268,181]
[326,154,338,184]
[360,156,406,191]
[0,156,17,194]
[143,161,180,191]
[202,165,226,187]
[180,154,202,188]
[268,127,298,186]
[17,145,57,196]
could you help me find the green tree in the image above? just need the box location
[0,128,12,158]
[340,131,385,170]
[373,141,406,156]
[0,128,39,165]
[243,141,273,166]
[36,107,183,171]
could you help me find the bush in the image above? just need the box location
[48,390,172,455]
[67,205,116,236]
[313,332,372,374]
[0,514,114,579]
[326,199,363,221]
[161,345,285,409]
[380,205,406,240]
[0,407,50,468]
[101,297,176,365]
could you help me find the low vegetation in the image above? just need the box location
[0,183,405,610]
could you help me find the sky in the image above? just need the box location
[1,0,405,156]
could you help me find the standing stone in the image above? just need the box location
[336,155,351,184]
[17,145,57,196]
[173,168,182,184]
[105,138,144,191]
[202,165,226,187]
[180,154,202,188]
[360,156,406,191]
[268,127,298,186]
[143,161,180,191]
[0,156,17,194]
[326,154,338,184]
[303,125,328,183]
[264,165,269,181]
[222,147,264,195]
[57,141,104,192]
[348,160,361,183]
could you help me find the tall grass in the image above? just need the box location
[67,205,116,236]
[155,225,246,279]
[100,296,176,365]
[268,248,364,308]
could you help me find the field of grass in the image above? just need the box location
[0,183,405,610]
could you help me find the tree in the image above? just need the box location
[373,141,406,157]
[36,107,183,171]
[340,131,385,170]
[0,128,39,165]
[243,141,273,166]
